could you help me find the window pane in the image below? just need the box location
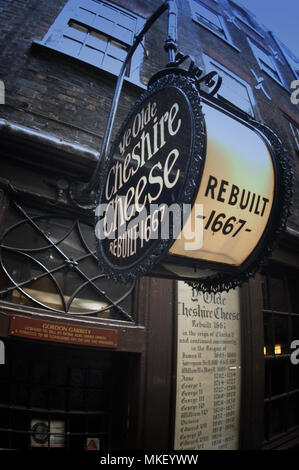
[76,7,96,25]
[258,50,274,69]
[100,3,119,23]
[68,21,88,36]
[264,312,272,355]
[290,362,299,391]
[264,402,270,441]
[288,394,299,428]
[288,274,299,312]
[206,61,254,115]
[87,30,108,51]
[250,40,282,83]
[268,274,287,311]
[80,45,104,67]
[270,399,286,437]
[194,2,221,28]
[94,15,114,36]
[114,23,134,43]
[264,360,271,397]
[104,55,123,74]
[271,358,288,396]
[273,314,289,354]
[260,60,280,82]
[118,12,136,32]
[59,36,82,56]
[292,317,299,341]
[261,274,270,309]
[109,40,128,61]
[219,79,252,114]
[233,9,251,27]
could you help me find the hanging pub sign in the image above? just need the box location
[95,69,292,292]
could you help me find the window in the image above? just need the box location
[190,0,234,44]
[0,340,130,449]
[233,9,252,28]
[202,54,256,116]
[248,38,285,87]
[229,1,264,38]
[40,0,145,85]
[0,201,135,321]
[275,35,299,80]
[261,264,299,447]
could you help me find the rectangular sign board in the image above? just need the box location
[9,315,118,349]
[174,282,241,450]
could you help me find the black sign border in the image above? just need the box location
[95,72,207,283]
[178,111,293,293]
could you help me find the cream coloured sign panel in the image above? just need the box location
[174,281,241,450]
[169,103,275,266]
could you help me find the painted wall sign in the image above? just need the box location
[95,70,292,292]
[95,72,206,281]
[9,315,118,349]
[174,281,241,450]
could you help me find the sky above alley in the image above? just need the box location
[236,0,299,59]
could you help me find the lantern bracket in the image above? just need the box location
[69,0,178,209]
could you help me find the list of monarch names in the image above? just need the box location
[174,282,241,450]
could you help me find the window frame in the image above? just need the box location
[39,0,145,88]
[202,53,256,117]
[228,1,265,39]
[189,0,240,51]
[0,199,136,322]
[247,38,287,89]
[232,10,265,39]
[271,32,299,81]
[261,262,299,448]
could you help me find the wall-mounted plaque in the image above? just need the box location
[10,316,118,349]
[174,281,241,450]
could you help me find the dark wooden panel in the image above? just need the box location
[239,275,265,449]
[141,277,176,449]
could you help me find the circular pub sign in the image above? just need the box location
[95,71,292,292]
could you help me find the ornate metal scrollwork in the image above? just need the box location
[167,52,223,97]
[0,202,135,320]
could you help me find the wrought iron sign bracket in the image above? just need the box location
[69,0,179,210]
[68,1,223,211]
[164,51,223,96]
[68,1,292,294]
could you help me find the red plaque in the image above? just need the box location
[9,315,118,349]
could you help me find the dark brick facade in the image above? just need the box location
[1,0,299,451]
[0,0,298,227]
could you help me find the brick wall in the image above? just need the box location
[0,0,298,229]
